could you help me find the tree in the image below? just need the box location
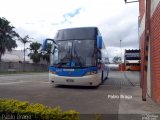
[104,57,110,64]
[0,17,19,61]
[28,42,41,63]
[112,56,121,64]
[19,35,32,63]
[42,43,52,64]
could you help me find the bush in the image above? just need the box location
[0,99,79,120]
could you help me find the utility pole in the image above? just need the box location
[120,40,122,71]
[20,36,33,72]
[124,0,138,3]
[24,43,25,64]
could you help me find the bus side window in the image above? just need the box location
[97,49,102,60]
[97,49,102,69]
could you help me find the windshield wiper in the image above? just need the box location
[55,57,71,67]
[73,46,82,67]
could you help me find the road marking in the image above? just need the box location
[40,82,50,84]
[0,81,31,85]
[0,81,50,85]
[123,73,135,87]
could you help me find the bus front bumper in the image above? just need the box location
[49,73,101,86]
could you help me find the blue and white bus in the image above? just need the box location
[42,27,109,86]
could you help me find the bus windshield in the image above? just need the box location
[50,40,96,68]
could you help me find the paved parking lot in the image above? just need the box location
[0,71,160,119]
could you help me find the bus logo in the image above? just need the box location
[63,69,74,72]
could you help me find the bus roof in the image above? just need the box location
[54,27,99,40]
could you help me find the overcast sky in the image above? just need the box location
[0,0,139,60]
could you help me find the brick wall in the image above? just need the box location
[139,0,145,97]
[140,31,145,88]
[150,2,160,103]
[139,0,160,104]
[139,0,145,21]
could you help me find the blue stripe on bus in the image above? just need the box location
[49,66,97,77]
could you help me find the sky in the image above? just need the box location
[0,0,139,61]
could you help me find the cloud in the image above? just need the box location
[60,7,84,24]
[97,2,139,60]
[0,0,139,59]
[14,27,48,50]
[64,8,83,18]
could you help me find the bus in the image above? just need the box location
[125,62,140,71]
[42,27,109,86]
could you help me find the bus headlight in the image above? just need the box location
[49,71,56,74]
[85,71,97,75]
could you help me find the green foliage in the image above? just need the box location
[29,52,41,63]
[0,99,79,120]
[42,43,52,64]
[0,17,19,61]
[19,35,31,44]
[28,42,42,63]
[29,42,41,53]
[28,42,52,64]
[95,114,101,120]
[112,56,121,64]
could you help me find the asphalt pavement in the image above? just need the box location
[0,71,160,120]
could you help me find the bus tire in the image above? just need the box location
[127,68,131,71]
[51,83,58,88]
[101,71,104,84]
[105,71,109,79]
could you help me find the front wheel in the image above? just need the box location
[105,71,109,79]
[101,71,104,84]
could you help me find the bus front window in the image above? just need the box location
[51,40,96,68]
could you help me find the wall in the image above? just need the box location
[139,0,160,103]
[139,0,145,90]
[150,1,160,103]
[0,62,48,72]
[139,0,145,21]
[139,31,145,88]
[119,63,125,71]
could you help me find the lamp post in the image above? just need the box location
[120,40,122,71]
[24,41,32,63]
[124,0,139,3]
[19,36,33,64]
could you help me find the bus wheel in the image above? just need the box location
[101,71,104,84]
[105,72,109,79]
[51,83,58,88]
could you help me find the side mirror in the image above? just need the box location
[41,38,56,51]
[97,36,102,49]
[42,39,48,51]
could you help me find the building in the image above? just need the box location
[1,50,31,63]
[1,50,49,64]
[139,0,160,103]
[124,49,140,71]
